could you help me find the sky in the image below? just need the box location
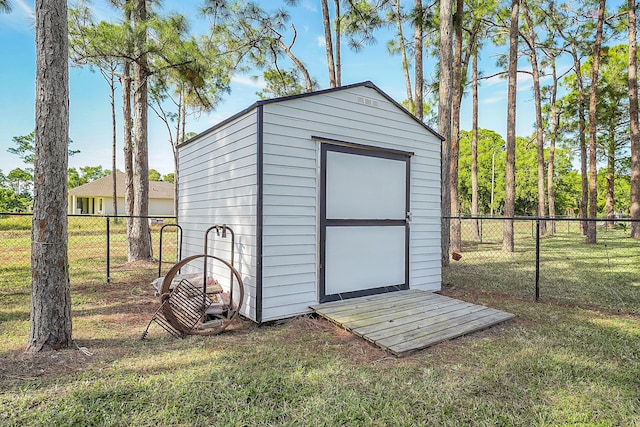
[0,0,542,177]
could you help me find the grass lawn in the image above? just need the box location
[0,215,179,287]
[1,220,639,425]
[447,219,640,314]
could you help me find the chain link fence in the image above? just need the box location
[3,213,638,315]
[0,213,180,292]
[443,217,640,314]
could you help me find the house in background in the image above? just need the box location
[67,171,174,215]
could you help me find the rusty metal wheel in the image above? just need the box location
[159,254,244,336]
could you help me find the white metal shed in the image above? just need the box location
[177,81,443,323]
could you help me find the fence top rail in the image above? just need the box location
[3,212,638,223]
[443,215,640,222]
[0,212,177,220]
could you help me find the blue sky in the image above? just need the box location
[0,0,540,177]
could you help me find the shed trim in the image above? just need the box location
[311,135,415,158]
[256,105,264,323]
[319,143,411,303]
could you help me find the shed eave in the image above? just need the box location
[178,81,444,150]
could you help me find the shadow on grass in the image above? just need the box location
[3,298,639,426]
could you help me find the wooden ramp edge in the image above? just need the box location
[310,290,514,356]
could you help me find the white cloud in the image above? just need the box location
[15,0,34,18]
[316,35,326,48]
[481,95,506,105]
[479,71,534,103]
[230,75,265,89]
[206,112,227,125]
[0,0,34,31]
[517,72,533,86]
[302,1,317,12]
[479,71,505,85]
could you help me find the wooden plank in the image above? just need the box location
[309,289,514,356]
[340,298,465,332]
[362,303,486,342]
[318,294,451,324]
[388,311,515,355]
[310,288,425,311]
[310,289,425,315]
[355,301,483,341]
[376,309,512,351]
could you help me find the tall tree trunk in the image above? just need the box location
[547,57,558,235]
[580,110,588,232]
[629,0,640,238]
[414,0,424,120]
[586,0,606,244]
[109,69,118,219]
[321,0,337,88]
[503,0,519,252]
[438,0,453,265]
[569,45,588,234]
[122,3,135,258]
[131,0,152,260]
[450,0,463,254]
[395,0,413,110]
[523,1,546,234]
[173,88,184,219]
[122,62,134,253]
[470,50,480,240]
[334,0,341,87]
[29,0,72,352]
[606,131,616,220]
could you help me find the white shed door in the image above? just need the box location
[320,143,410,303]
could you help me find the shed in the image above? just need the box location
[68,171,174,215]
[177,81,443,323]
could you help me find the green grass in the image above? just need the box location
[446,219,640,314]
[0,214,32,231]
[0,278,638,426]
[1,217,639,425]
[0,215,179,290]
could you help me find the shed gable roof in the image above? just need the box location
[68,171,174,199]
[179,81,444,148]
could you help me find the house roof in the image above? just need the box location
[68,171,174,199]
[178,81,444,149]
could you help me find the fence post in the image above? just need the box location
[535,219,540,302]
[106,216,111,284]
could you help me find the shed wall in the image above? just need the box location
[177,110,259,320]
[259,86,441,322]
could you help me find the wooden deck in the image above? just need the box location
[310,289,514,356]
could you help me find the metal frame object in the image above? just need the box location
[141,277,214,339]
[203,225,235,311]
[143,225,244,339]
[158,254,244,336]
[158,223,183,278]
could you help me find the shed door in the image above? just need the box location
[320,143,410,303]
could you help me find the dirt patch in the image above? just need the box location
[2,277,531,384]
[271,315,422,368]
[0,347,95,387]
